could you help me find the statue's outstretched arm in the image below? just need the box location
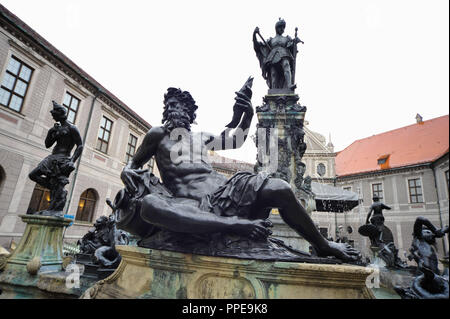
[413,216,443,238]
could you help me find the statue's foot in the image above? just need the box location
[231,218,273,241]
[288,83,297,90]
[317,241,361,262]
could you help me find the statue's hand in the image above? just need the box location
[49,126,59,138]
[121,166,146,196]
[234,91,253,115]
[254,26,259,34]
[295,36,304,44]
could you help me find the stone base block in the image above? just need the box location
[82,245,375,299]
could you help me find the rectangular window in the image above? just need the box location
[408,178,423,203]
[0,56,34,112]
[62,92,80,124]
[96,116,113,154]
[125,134,138,163]
[372,183,383,201]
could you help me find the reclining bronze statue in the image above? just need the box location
[112,78,361,263]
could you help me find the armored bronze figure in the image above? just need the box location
[115,80,361,263]
[28,101,83,217]
[253,18,303,90]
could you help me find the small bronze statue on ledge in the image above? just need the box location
[28,101,83,217]
[395,217,449,299]
[253,18,303,91]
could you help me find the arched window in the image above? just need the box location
[27,184,51,214]
[76,189,98,222]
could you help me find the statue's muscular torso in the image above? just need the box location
[139,126,228,202]
[49,123,79,156]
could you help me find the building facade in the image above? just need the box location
[0,5,152,247]
[331,115,449,260]
[302,125,336,184]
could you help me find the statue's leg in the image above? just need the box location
[140,194,272,240]
[281,59,293,88]
[28,166,52,189]
[270,66,278,88]
[255,178,361,261]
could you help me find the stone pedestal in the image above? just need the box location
[5,215,71,273]
[81,245,375,299]
[0,215,79,298]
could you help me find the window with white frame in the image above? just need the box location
[125,133,138,163]
[96,116,113,154]
[62,92,80,124]
[0,56,33,112]
[372,183,383,201]
[408,178,423,203]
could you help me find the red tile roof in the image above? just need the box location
[0,4,151,130]
[336,115,449,177]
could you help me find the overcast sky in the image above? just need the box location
[2,0,449,163]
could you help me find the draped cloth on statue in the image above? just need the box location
[201,171,270,218]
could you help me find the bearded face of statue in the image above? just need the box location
[163,97,192,131]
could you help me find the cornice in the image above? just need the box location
[336,163,432,182]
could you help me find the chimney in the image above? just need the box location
[415,113,423,124]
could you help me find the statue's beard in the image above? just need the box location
[164,111,192,132]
